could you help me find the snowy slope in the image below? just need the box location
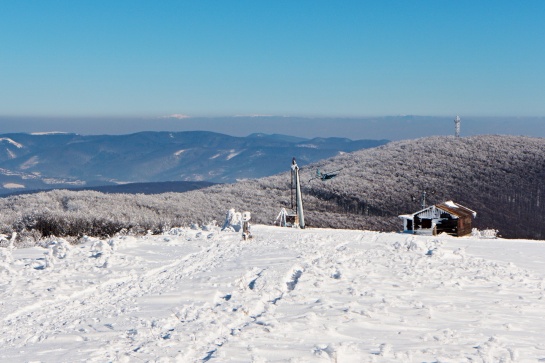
[1,226,545,362]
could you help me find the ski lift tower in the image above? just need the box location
[291,157,305,229]
[454,115,461,138]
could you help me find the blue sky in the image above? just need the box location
[1,1,545,122]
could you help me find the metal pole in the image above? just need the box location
[291,169,294,209]
[293,159,305,229]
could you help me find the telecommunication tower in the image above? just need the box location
[454,115,461,138]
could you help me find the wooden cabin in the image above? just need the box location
[399,201,476,237]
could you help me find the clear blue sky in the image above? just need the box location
[1,1,545,119]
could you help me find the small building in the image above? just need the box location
[399,201,476,237]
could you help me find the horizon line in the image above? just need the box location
[2,114,545,120]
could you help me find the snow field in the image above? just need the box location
[1,225,545,362]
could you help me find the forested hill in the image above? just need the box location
[193,134,544,239]
[293,135,545,239]
[1,135,544,241]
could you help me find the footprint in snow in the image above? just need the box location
[286,269,303,291]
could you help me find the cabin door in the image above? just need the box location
[421,219,432,229]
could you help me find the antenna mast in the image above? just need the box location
[454,115,461,138]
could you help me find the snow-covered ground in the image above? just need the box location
[1,225,545,362]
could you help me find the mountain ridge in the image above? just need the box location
[0,131,388,195]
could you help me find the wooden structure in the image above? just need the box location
[399,201,476,237]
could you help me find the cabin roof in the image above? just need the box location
[435,201,477,219]
[399,200,476,219]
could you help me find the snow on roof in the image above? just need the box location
[444,200,458,208]
[399,201,477,219]
[436,201,477,218]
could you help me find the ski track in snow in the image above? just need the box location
[1,226,545,362]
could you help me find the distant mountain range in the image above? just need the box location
[0,131,388,195]
[4,180,218,197]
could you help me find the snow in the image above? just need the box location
[444,201,458,208]
[42,178,86,186]
[19,155,39,170]
[30,132,71,135]
[0,138,23,149]
[226,149,243,160]
[6,148,16,159]
[2,183,25,189]
[209,150,244,160]
[2,225,545,362]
